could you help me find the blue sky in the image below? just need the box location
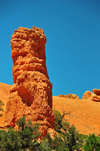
[0,0,100,98]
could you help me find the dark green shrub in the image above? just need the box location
[39,138,51,151]
[79,133,88,142]
[62,126,83,151]
[54,110,63,132]
[16,116,41,150]
[83,133,100,151]
[0,128,21,151]
[40,133,69,151]
[0,116,41,151]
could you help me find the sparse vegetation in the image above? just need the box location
[0,110,99,151]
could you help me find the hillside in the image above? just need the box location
[53,96,100,135]
[0,82,100,135]
[0,82,11,110]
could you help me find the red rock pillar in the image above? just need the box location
[3,26,54,136]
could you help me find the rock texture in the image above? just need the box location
[1,27,54,136]
[92,89,100,96]
[0,83,100,136]
[82,91,92,99]
[90,89,100,102]
[58,93,79,99]
[90,93,100,102]
[82,89,100,102]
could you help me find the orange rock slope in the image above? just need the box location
[53,96,100,136]
[0,27,54,136]
[0,82,100,136]
[0,83,11,110]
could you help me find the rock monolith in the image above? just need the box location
[1,26,54,136]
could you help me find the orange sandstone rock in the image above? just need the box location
[1,26,54,136]
[82,91,92,99]
[58,93,79,99]
[92,89,100,96]
[82,90,100,102]
[90,93,100,102]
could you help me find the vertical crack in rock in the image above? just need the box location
[2,26,54,136]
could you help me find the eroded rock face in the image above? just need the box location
[90,93,100,102]
[82,91,92,99]
[58,93,79,99]
[92,89,100,96]
[90,89,100,102]
[1,26,54,136]
[82,89,100,102]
